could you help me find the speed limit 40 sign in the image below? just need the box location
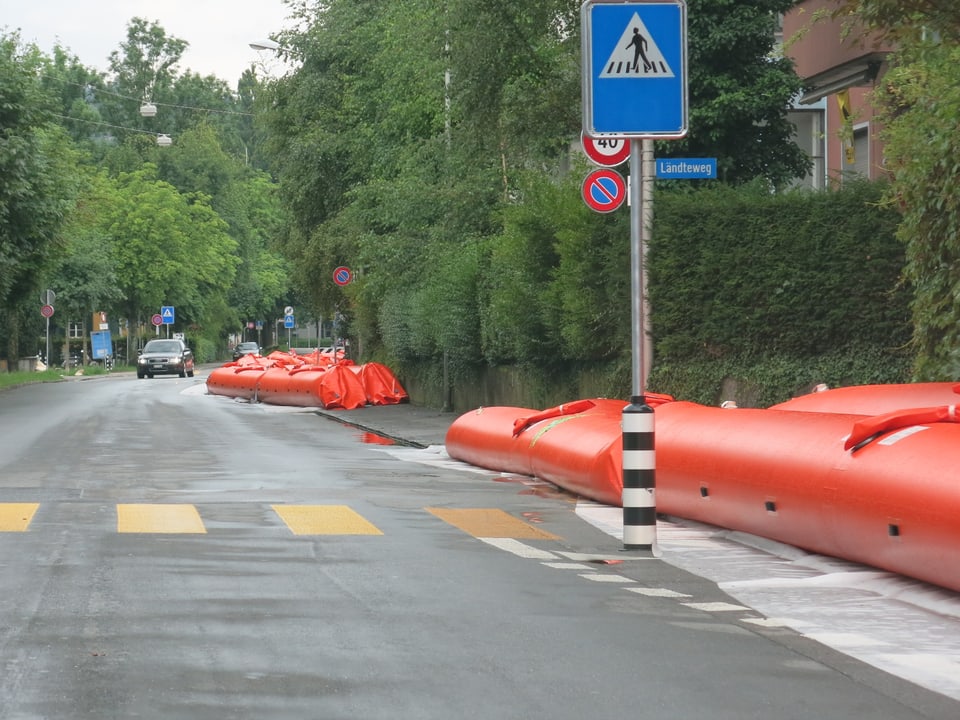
[581,131,631,167]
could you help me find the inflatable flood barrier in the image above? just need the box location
[205,353,408,409]
[256,364,367,409]
[348,362,409,406]
[446,398,664,507]
[205,364,268,400]
[655,401,960,594]
[446,393,960,593]
[772,382,960,415]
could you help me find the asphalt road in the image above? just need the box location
[0,370,957,719]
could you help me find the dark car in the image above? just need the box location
[232,341,260,361]
[137,339,195,379]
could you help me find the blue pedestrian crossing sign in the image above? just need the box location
[582,0,688,138]
[284,314,295,329]
[160,306,175,325]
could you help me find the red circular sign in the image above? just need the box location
[151,314,163,326]
[582,169,627,213]
[40,304,54,318]
[582,132,631,167]
[333,266,353,286]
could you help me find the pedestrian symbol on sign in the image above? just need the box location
[601,13,675,77]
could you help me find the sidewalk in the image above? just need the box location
[314,402,458,448]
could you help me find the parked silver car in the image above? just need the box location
[137,339,195,379]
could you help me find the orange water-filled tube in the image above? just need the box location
[255,364,367,409]
[446,406,540,477]
[347,362,409,405]
[446,396,960,593]
[771,382,960,415]
[445,397,669,507]
[205,355,273,400]
[654,401,960,593]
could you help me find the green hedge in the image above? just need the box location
[389,177,913,409]
[649,179,909,360]
[634,180,910,405]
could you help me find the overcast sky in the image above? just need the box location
[1,0,297,84]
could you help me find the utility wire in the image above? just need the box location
[51,113,170,139]
[48,76,254,116]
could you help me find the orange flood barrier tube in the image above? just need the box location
[348,362,409,405]
[206,351,408,410]
[446,406,540,477]
[446,397,669,506]
[205,355,274,400]
[654,401,960,593]
[256,364,367,409]
[205,366,266,400]
[771,382,960,415]
[447,395,960,593]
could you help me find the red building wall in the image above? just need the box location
[783,0,894,183]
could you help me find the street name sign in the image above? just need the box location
[655,157,717,179]
[581,0,688,138]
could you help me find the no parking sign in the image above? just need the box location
[333,266,353,286]
[582,168,627,213]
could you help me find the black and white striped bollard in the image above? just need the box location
[622,396,655,549]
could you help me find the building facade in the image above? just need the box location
[783,0,894,186]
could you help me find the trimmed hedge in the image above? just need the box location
[649,179,909,360]
[392,178,912,409]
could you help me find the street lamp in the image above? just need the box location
[249,39,283,52]
[248,39,303,73]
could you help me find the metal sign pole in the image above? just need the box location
[622,140,656,551]
[642,139,656,382]
[581,0,687,553]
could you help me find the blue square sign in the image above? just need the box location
[582,0,688,138]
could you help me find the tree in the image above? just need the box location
[665,0,811,187]
[255,0,818,386]
[105,18,187,134]
[101,165,239,339]
[828,0,960,44]
[0,34,80,367]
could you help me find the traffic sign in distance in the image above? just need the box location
[582,132,631,167]
[40,304,54,318]
[582,168,627,213]
[151,314,163,327]
[333,266,353,286]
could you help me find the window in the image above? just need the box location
[842,124,870,181]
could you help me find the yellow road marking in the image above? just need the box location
[0,503,40,532]
[426,508,560,540]
[117,504,207,534]
[272,505,383,535]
